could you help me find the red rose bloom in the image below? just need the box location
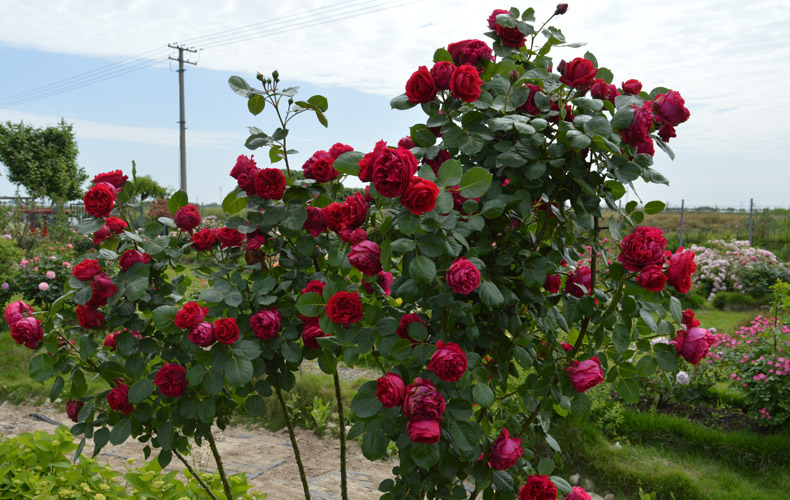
[154,363,187,398]
[427,341,467,382]
[559,57,597,88]
[72,258,101,280]
[618,226,667,272]
[92,170,128,191]
[564,266,592,298]
[405,65,437,104]
[622,79,642,95]
[362,270,393,295]
[446,257,481,295]
[251,308,282,340]
[672,326,715,365]
[303,206,327,237]
[398,136,416,149]
[191,228,217,250]
[301,279,326,295]
[489,428,524,470]
[326,291,363,324]
[9,316,43,349]
[490,11,526,48]
[402,377,445,420]
[544,274,561,294]
[657,123,677,142]
[565,357,605,393]
[637,265,668,292]
[213,318,239,345]
[230,154,256,179]
[329,143,354,159]
[173,204,201,232]
[430,61,456,90]
[76,304,104,329]
[520,84,543,115]
[621,101,655,156]
[83,183,116,218]
[447,39,493,67]
[487,9,510,29]
[396,313,427,343]
[348,228,368,245]
[423,149,451,176]
[652,90,690,126]
[341,192,369,229]
[311,155,339,184]
[681,309,700,328]
[518,475,557,500]
[302,324,326,349]
[189,322,216,347]
[322,202,345,233]
[666,247,697,294]
[401,177,439,216]
[174,301,209,330]
[216,227,245,248]
[371,140,418,198]
[348,240,382,276]
[407,419,441,444]
[244,233,266,251]
[590,78,619,103]
[449,64,483,103]
[376,372,406,408]
[107,384,133,415]
[4,300,34,325]
[105,217,128,233]
[358,152,375,182]
[565,486,592,500]
[237,164,260,195]
[254,168,287,200]
[119,249,151,271]
[66,399,84,423]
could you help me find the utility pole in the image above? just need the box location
[168,44,197,195]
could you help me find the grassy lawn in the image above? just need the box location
[694,308,761,333]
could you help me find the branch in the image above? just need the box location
[174,448,220,500]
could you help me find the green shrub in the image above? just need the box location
[738,263,790,298]
[0,237,22,285]
[713,291,756,311]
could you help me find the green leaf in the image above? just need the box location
[125,276,149,302]
[361,424,388,460]
[655,345,678,372]
[225,356,253,386]
[296,292,326,317]
[437,159,462,188]
[129,379,154,403]
[472,383,494,408]
[76,217,105,235]
[29,355,54,383]
[616,378,641,404]
[144,236,169,256]
[459,167,493,198]
[583,116,612,137]
[228,76,254,97]
[222,190,249,214]
[391,94,417,110]
[248,94,266,115]
[168,190,188,215]
[333,151,363,175]
[433,47,453,63]
[636,356,659,377]
[409,256,436,284]
[612,106,635,130]
[537,458,555,475]
[478,282,504,308]
[412,442,440,470]
[480,199,506,219]
[245,395,266,417]
[669,296,683,324]
[644,200,666,215]
[450,420,481,454]
[350,381,382,419]
[109,418,132,446]
[566,130,592,149]
[307,94,329,112]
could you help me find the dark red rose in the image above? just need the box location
[190,228,217,250]
[544,274,561,294]
[301,150,325,179]
[396,313,427,343]
[518,475,557,500]
[561,342,573,352]
[322,202,344,233]
[105,217,127,234]
[251,308,282,340]
[155,363,187,398]
[348,228,368,245]
[244,233,266,251]
[362,270,393,295]
[555,3,568,15]
[303,206,327,237]
[565,486,592,500]
[174,204,201,231]
[447,39,494,67]
[405,65,437,104]
[621,101,655,156]
[564,266,592,298]
[618,226,667,271]
[446,257,481,295]
[519,84,543,115]
[398,136,416,149]
[430,61,456,90]
[349,240,382,276]
[657,123,676,142]
[549,100,575,123]
[487,9,509,29]
[427,341,467,382]
[119,249,151,271]
[237,164,259,195]
[301,279,326,295]
[590,78,619,103]
[4,300,34,326]
[401,177,439,216]
[9,316,42,349]
[407,419,441,444]
[489,428,523,470]
[559,57,597,88]
[66,399,84,422]
[402,377,445,420]
[83,183,116,218]
[489,10,526,48]
[214,318,239,345]
[254,168,287,200]
[311,155,339,183]
[422,150,450,177]
[666,247,696,294]
[358,152,375,182]
[90,273,116,304]
[326,291,363,324]
[92,224,113,245]
[216,227,245,248]
[189,322,215,347]
[174,301,209,330]
[653,90,690,126]
[376,372,406,408]
[622,79,642,95]
[328,143,354,159]
[92,170,128,191]
[637,265,668,292]
[681,309,700,328]
[230,154,256,179]
[73,259,102,281]
[107,384,133,414]
[371,140,419,198]
[449,64,483,103]
[341,192,368,229]
[447,185,479,214]
[302,324,326,349]
[672,326,715,364]
[76,304,103,329]
[566,357,605,393]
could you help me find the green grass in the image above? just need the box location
[0,332,49,404]
[694,308,760,333]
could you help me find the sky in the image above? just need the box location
[0,0,788,209]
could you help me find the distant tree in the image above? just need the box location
[134,174,171,201]
[0,119,88,202]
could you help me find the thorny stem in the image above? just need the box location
[333,372,349,500]
[174,448,220,500]
[570,217,600,356]
[206,429,233,500]
[517,399,544,437]
[271,97,292,178]
[530,13,557,53]
[275,386,312,500]
[371,350,388,375]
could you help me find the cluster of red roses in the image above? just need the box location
[4,300,42,349]
[83,170,128,218]
[518,474,592,500]
[174,301,241,346]
[618,226,696,295]
[229,153,288,199]
[71,259,116,329]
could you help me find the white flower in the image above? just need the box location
[676,371,690,385]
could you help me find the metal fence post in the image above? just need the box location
[748,198,754,246]
[678,200,685,248]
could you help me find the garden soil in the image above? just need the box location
[0,401,394,500]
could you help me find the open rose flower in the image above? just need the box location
[154,363,187,398]
[348,240,382,276]
[489,428,523,470]
[447,39,493,67]
[213,318,239,345]
[402,377,445,420]
[371,140,418,198]
[672,326,715,365]
[618,226,667,271]
[254,168,287,200]
[400,176,439,215]
[666,247,696,294]
[250,308,282,340]
[173,204,201,232]
[446,257,481,295]
[427,341,467,382]
[405,65,437,104]
[230,154,256,179]
[622,79,642,95]
[637,265,668,292]
[119,249,151,271]
[621,101,655,156]
[76,304,104,329]
[72,259,102,281]
[9,316,43,349]
[83,183,116,218]
[449,64,483,103]
[559,57,597,88]
[92,170,128,191]
[174,301,208,330]
[430,61,455,90]
[303,206,327,237]
[565,486,592,500]
[406,419,441,444]
[652,90,690,126]
[107,384,133,414]
[189,322,216,347]
[376,372,406,408]
[190,228,217,250]
[565,357,605,393]
[564,266,592,298]
[518,475,557,500]
[216,227,245,248]
[302,324,326,349]
[326,291,363,324]
[341,192,368,229]
[322,202,344,233]
[4,300,34,325]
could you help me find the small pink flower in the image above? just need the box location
[67,244,73,248]
[49,255,56,260]
[45,271,56,279]
[38,282,49,291]
[62,262,71,268]
[19,259,28,267]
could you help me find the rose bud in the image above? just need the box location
[489,428,524,470]
[555,3,569,15]
[406,419,441,444]
[565,357,605,393]
[376,372,406,408]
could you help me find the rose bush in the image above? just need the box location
[8,4,703,500]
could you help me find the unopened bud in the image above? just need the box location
[557,59,567,75]
[256,72,265,82]
[555,3,568,15]
[509,70,519,82]
[272,70,280,82]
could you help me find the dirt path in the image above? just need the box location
[0,401,394,500]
